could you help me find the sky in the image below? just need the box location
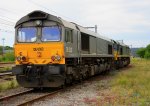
[0,0,150,48]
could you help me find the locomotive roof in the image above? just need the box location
[112,40,129,48]
[60,19,112,42]
[120,43,129,47]
[15,10,63,28]
[15,10,112,42]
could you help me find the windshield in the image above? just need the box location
[18,28,36,42]
[41,26,61,41]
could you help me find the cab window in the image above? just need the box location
[41,26,61,41]
[17,27,37,42]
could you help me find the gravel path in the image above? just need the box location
[33,75,112,106]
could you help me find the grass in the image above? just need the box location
[103,58,150,105]
[0,67,12,72]
[0,80,19,92]
[0,52,15,62]
[0,52,14,72]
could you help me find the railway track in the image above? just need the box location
[0,81,82,106]
[0,89,33,102]
[0,62,14,68]
[0,88,62,106]
[0,66,131,106]
[0,79,95,106]
[0,62,14,64]
[0,78,104,105]
[0,65,131,106]
[0,62,14,76]
[16,75,106,106]
[0,70,14,82]
[17,89,62,106]
[0,73,107,106]
[0,71,12,76]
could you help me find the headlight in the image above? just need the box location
[35,20,42,26]
[16,56,26,62]
[51,56,55,61]
[21,56,26,61]
[16,56,21,61]
[51,55,61,61]
[55,55,61,61]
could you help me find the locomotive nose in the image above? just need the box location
[14,43,65,65]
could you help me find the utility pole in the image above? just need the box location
[85,25,98,33]
[2,38,5,55]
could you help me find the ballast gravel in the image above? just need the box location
[33,75,112,106]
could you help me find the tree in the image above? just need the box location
[144,44,150,59]
[5,46,13,50]
[136,48,146,58]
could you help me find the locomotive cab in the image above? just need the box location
[15,21,65,65]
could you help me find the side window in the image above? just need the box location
[108,44,113,54]
[81,33,89,51]
[120,48,123,55]
[65,29,73,43]
[127,47,129,54]
[117,45,119,51]
[126,47,128,54]
[113,44,117,50]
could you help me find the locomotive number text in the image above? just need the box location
[33,47,44,51]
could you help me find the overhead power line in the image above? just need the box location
[0,28,14,33]
[25,0,73,21]
[0,17,15,24]
[0,14,16,22]
[0,7,22,15]
[0,22,14,27]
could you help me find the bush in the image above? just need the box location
[136,44,150,59]
[0,52,15,62]
[144,44,150,59]
[136,48,146,58]
[144,51,150,59]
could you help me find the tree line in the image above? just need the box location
[0,46,13,54]
[136,44,150,59]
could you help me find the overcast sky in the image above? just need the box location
[0,0,150,47]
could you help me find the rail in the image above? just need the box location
[0,62,15,64]
[17,89,62,106]
[0,71,12,76]
[0,89,33,102]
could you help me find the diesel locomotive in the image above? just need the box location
[12,11,130,88]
